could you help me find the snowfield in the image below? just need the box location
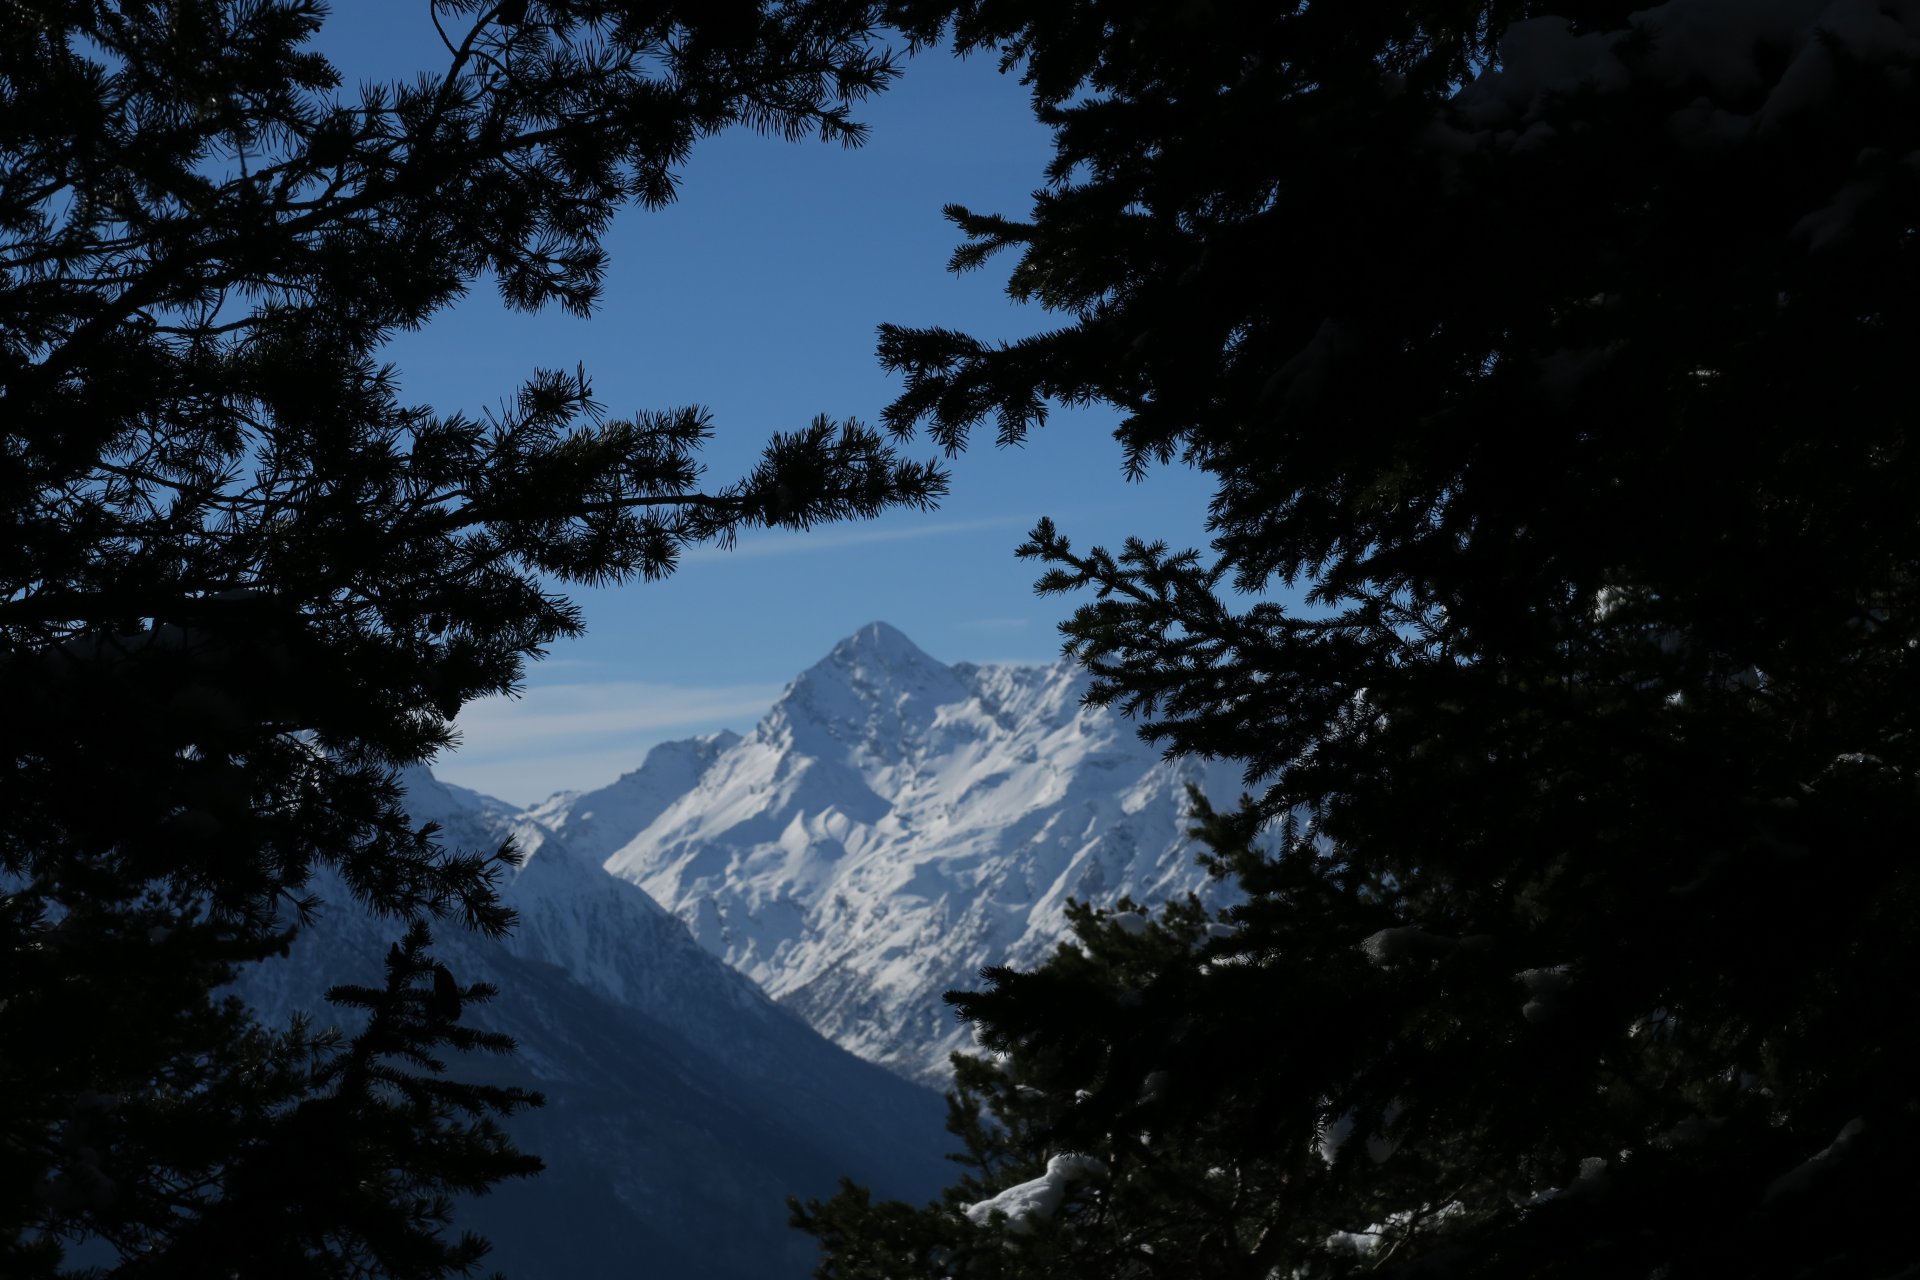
[530,622,1241,1084]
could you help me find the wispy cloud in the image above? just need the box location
[451,680,782,753]
[683,513,1031,562]
[432,748,689,810]
[438,681,783,805]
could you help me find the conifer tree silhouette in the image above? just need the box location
[798,2,1920,1276]
[145,923,541,1280]
[0,2,929,1273]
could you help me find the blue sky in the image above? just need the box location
[320,8,1221,805]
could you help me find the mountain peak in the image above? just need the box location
[769,623,970,754]
[633,728,741,774]
[524,730,740,867]
[829,621,934,668]
[593,640,1245,1083]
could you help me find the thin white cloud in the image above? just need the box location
[449,680,782,759]
[683,513,1031,562]
[436,680,784,806]
[433,748,674,809]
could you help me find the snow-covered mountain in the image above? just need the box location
[533,622,1240,1085]
[225,622,1239,1271]
[232,765,950,1280]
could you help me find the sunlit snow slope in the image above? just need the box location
[534,623,1241,1085]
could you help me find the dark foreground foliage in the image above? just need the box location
[1,1,935,1274]
[798,2,1920,1277]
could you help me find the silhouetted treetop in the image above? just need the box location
[3,3,938,1274]
[799,4,1920,1278]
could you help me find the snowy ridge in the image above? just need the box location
[537,622,1240,1085]
[232,762,948,1280]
